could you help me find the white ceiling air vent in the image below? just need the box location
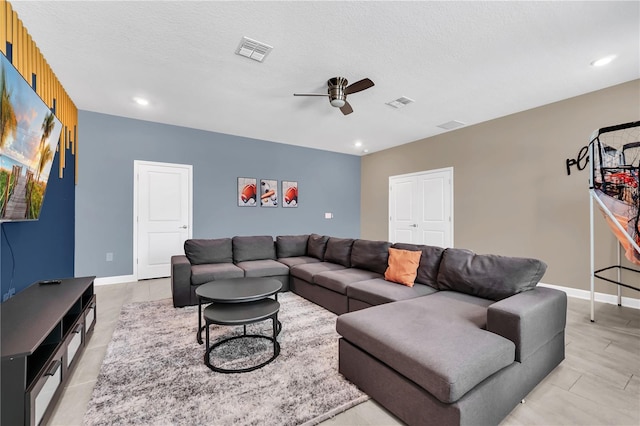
[386,96,415,109]
[235,36,273,62]
[437,120,466,130]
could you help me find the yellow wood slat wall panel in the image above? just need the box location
[37,50,43,98]
[74,125,78,184]
[26,32,32,85]
[3,0,78,182]
[11,12,18,67]
[1,1,6,55]
[5,1,12,47]
[17,17,24,74]
[46,62,52,107]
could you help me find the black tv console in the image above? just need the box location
[1,276,97,426]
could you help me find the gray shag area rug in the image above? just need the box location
[83,292,369,426]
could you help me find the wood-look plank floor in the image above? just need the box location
[46,280,639,426]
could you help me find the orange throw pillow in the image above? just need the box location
[384,248,422,287]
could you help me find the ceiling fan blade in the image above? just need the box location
[293,93,329,97]
[340,101,353,115]
[344,78,374,95]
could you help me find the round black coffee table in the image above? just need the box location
[204,298,280,373]
[196,277,283,344]
[195,277,283,373]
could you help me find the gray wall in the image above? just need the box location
[361,80,640,296]
[76,111,361,278]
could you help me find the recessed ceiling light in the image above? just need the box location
[590,55,616,67]
[133,97,149,106]
[354,141,362,147]
[363,149,369,153]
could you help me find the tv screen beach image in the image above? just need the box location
[0,53,62,221]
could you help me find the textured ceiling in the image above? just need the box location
[10,1,640,156]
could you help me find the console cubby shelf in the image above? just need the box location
[1,276,96,426]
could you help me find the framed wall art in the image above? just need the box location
[282,181,298,208]
[238,177,257,207]
[260,179,278,207]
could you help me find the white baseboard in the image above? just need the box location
[540,282,640,309]
[94,274,136,286]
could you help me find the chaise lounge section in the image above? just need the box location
[336,248,566,425]
[170,233,567,425]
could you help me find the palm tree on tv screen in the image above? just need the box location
[34,112,56,183]
[0,65,18,150]
[35,143,53,183]
[40,112,55,151]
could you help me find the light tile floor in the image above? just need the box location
[47,279,639,425]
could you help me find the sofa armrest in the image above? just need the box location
[171,255,192,307]
[487,286,566,362]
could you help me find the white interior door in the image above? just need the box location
[135,161,192,280]
[389,175,418,243]
[389,168,453,247]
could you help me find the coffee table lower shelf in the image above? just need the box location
[204,298,280,374]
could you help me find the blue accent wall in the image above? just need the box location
[1,146,75,300]
[75,111,361,278]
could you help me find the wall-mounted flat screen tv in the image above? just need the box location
[0,52,62,221]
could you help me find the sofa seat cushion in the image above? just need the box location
[290,262,346,282]
[336,295,515,404]
[237,259,289,277]
[277,256,321,268]
[191,263,244,285]
[347,278,438,306]
[313,268,382,295]
[417,291,495,327]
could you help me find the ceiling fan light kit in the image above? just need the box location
[294,76,374,115]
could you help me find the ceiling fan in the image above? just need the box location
[294,77,374,115]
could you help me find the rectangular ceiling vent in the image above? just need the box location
[437,120,466,130]
[235,36,273,62]
[386,96,415,109]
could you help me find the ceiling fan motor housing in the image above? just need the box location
[328,77,347,107]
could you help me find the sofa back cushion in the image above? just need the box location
[392,243,445,289]
[276,235,309,258]
[324,237,355,267]
[307,234,329,260]
[232,235,276,262]
[351,239,392,274]
[437,248,547,301]
[184,238,233,265]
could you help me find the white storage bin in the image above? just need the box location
[66,324,83,368]
[34,359,62,426]
[86,303,96,331]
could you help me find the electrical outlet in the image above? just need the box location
[106,252,114,262]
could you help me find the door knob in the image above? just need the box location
[410,224,418,228]
[180,225,188,229]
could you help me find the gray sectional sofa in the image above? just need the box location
[170,233,567,425]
